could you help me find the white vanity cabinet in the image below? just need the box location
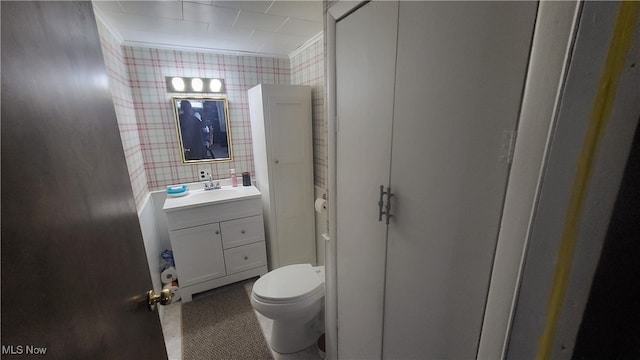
[163,186,268,302]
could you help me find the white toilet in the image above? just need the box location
[250,264,325,354]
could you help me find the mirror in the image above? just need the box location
[170,96,232,163]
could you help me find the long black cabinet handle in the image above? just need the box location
[378,185,394,224]
[384,186,393,225]
[378,185,386,222]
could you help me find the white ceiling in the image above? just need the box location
[93,0,324,57]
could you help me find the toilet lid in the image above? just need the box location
[253,264,323,302]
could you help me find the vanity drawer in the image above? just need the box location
[224,242,267,275]
[220,215,265,249]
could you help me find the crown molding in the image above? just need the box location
[288,32,323,59]
[120,40,291,60]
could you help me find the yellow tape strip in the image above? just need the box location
[537,2,639,359]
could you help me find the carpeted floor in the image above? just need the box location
[182,281,274,360]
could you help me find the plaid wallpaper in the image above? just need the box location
[122,47,291,191]
[96,17,328,208]
[96,20,150,211]
[290,37,327,190]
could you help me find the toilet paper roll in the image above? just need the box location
[161,266,177,284]
[315,198,327,213]
[163,283,181,302]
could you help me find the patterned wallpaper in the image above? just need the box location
[290,37,327,190]
[96,20,149,211]
[122,47,291,191]
[96,16,327,208]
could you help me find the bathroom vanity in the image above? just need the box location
[163,185,268,302]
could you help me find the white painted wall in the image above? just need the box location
[138,194,163,294]
[150,191,172,254]
[137,194,165,318]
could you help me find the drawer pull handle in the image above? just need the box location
[244,256,249,260]
[241,230,246,234]
[215,230,220,235]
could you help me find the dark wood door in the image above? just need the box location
[1,2,167,359]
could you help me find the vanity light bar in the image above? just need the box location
[165,76,225,93]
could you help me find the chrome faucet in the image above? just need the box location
[203,173,221,190]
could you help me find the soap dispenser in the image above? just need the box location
[230,168,238,187]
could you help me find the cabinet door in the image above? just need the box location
[267,93,316,267]
[170,223,226,287]
[382,2,537,358]
[335,2,399,358]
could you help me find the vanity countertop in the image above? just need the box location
[162,185,261,212]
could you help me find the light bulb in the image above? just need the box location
[191,78,203,92]
[210,79,222,92]
[171,77,185,91]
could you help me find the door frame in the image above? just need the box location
[477,1,581,358]
[325,2,368,360]
[504,2,640,358]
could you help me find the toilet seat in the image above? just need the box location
[253,264,324,303]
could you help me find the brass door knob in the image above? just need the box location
[147,288,172,312]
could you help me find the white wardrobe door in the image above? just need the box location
[268,94,316,267]
[383,2,537,359]
[335,2,398,358]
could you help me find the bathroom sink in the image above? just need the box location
[162,185,261,211]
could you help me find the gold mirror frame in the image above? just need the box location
[170,96,233,164]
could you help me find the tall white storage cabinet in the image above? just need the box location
[248,84,316,270]
[333,1,537,359]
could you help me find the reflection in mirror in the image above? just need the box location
[171,96,232,163]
